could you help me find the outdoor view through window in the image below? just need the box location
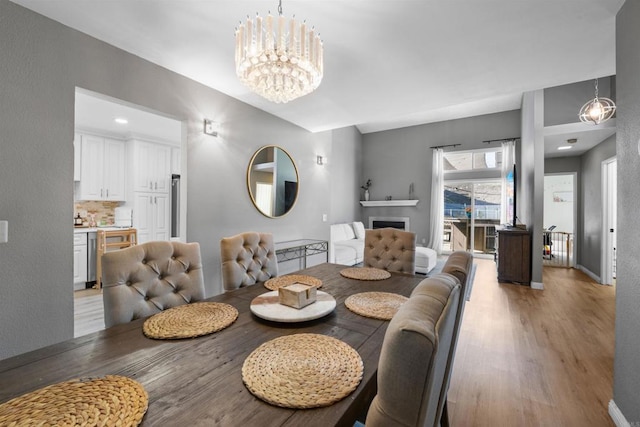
[443,148,503,256]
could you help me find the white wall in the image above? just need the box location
[543,174,574,233]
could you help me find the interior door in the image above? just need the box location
[602,158,617,285]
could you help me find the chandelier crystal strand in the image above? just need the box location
[235,1,323,103]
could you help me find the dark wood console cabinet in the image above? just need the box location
[496,227,531,285]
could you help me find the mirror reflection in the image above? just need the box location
[247,146,299,218]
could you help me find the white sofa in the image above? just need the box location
[329,221,365,266]
[415,246,438,275]
[329,221,438,273]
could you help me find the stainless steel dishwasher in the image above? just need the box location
[87,231,97,285]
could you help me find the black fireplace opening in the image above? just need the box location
[372,221,407,230]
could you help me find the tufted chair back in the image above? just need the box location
[365,274,461,427]
[101,241,205,328]
[364,228,416,274]
[220,232,278,291]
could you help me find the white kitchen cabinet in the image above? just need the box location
[129,140,171,193]
[132,192,170,244]
[78,134,126,201]
[73,233,88,289]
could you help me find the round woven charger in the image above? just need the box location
[340,267,391,281]
[242,333,363,409]
[143,302,238,340]
[264,274,323,291]
[0,375,148,427]
[345,292,408,320]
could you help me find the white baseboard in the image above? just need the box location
[531,281,544,290]
[576,264,602,284]
[608,400,631,427]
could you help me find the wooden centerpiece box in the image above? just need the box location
[278,283,317,309]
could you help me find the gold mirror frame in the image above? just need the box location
[247,145,299,218]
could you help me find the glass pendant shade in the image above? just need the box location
[579,79,616,125]
[235,2,323,104]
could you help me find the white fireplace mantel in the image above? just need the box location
[360,200,419,207]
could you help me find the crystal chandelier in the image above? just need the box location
[235,0,323,103]
[578,78,616,125]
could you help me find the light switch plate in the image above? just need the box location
[0,220,8,243]
[322,214,327,222]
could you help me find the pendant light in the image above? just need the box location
[579,78,616,125]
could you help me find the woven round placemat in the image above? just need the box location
[242,333,363,409]
[340,267,391,281]
[0,375,148,426]
[143,302,238,339]
[345,292,408,320]
[264,274,323,291]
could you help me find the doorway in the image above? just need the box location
[73,88,186,336]
[543,174,576,267]
[602,157,617,285]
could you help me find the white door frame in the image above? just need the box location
[601,156,617,286]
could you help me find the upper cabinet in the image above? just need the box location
[129,140,171,193]
[78,134,126,201]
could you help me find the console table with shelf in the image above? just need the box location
[360,200,419,207]
[274,239,328,269]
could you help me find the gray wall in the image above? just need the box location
[579,135,616,277]
[361,110,521,244]
[544,77,615,127]
[328,126,363,224]
[520,91,545,285]
[613,0,640,421]
[544,135,617,280]
[0,2,362,360]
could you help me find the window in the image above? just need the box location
[443,148,503,172]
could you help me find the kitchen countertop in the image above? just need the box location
[74,227,133,234]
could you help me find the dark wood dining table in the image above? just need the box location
[0,263,425,427]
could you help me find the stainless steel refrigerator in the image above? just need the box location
[171,174,180,238]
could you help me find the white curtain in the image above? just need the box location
[427,148,444,253]
[500,140,516,224]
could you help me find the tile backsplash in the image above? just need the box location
[74,201,121,226]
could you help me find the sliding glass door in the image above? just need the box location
[443,180,501,257]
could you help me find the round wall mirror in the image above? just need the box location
[247,145,299,218]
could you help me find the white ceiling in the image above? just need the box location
[75,89,182,144]
[13,0,624,138]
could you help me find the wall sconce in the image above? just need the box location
[316,155,325,166]
[204,119,220,137]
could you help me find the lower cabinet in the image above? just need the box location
[133,192,170,244]
[73,233,88,290]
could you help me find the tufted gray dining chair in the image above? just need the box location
[364,228,416,274]
[220,231,278,291]
[365,272,462,427]
[101,241,205,328]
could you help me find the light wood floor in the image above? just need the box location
[73,288,104,337]
[73,260,616,425]
[448,259,615,426]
